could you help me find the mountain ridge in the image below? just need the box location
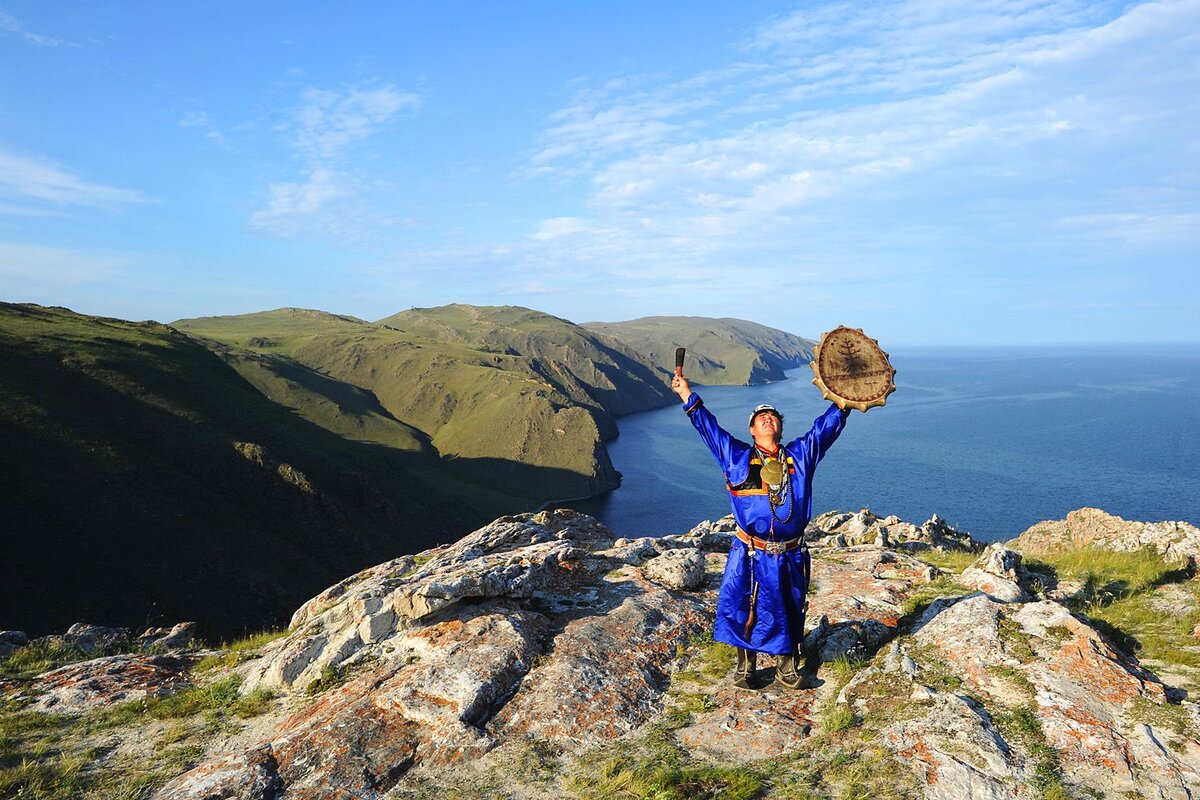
[2,301,818,640]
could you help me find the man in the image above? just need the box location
[671,372,847,690]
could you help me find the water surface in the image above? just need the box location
[572,345,1200,543]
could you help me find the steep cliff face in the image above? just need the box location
[0,303,508,640]
[5,508,1198,798]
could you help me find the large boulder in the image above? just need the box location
[26,654,193,714]
[642,548,706,590]
[958,544,1030,603]
[1008,507,1200,569]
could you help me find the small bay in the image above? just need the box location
[572,345,1200,543]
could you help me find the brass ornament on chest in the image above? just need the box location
[759,457,784,488]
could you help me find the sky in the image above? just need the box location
[0,1,1197,345]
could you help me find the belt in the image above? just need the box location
[735,528,805,555]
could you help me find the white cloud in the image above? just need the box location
[247,84,420,242]
[0,149,148,209]
[178,111,227,146]
[0,9,62,46]
[293,86,420,161]
[506,0,1199,288]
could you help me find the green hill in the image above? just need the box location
[583,315,815,386]
[2,302,819,639]
[0,303,519,640]
[174,306,679,504]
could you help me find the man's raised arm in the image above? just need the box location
[672,373,746,479]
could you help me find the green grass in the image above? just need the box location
[777,742,921,800]
[1022,545,1200,671]
[1023,546,1186,600]
[898,577,972,621]
[673,631,737,685]
[87,675,276,731]
[1125,695,1199,748]
[0,670,278,799]
[988,703,1066,800]
[821,705,857,733]
[0,751,90,800]
[826,655,871,686]
[997,617,1037,663]
[1081,587,1200,670]
[194,628,291,672]
[565,723,766,800]
[0,638,106,681]
[911,548,979,574]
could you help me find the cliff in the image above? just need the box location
[3,507,1198,798]
[2,302,813,639]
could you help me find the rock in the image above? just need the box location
[26,654,192,714]
[1008,507,1200,569]
[62,623,130,654]
[159,604,541,800]
[0,630,28,659]
[87,509,1200,799]
[882,691,1023,800]
[642,548,705,590]
[810,508,977,551]
[154,744,284,800]
[676,685,815,762]
[958,545,1030,603]
[907,596,1200,798]
[137,622,197,651]
[1148,584,1198,617]
[240,509,613,694]
[490,590,708,747]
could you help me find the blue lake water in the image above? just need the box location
[572,345,1200,543]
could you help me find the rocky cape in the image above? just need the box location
[3,507,1199,799]
[2,302,810,639]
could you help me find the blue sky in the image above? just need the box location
[1,1,1197,344]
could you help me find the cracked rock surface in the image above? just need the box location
[7,507,1199,799]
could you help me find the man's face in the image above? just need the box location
[749,410,782,443]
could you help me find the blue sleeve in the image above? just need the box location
[788,403,848,469]
[683,393,751,484]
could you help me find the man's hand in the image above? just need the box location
[671,374,692,402]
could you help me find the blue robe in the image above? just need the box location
[683,394,847,654]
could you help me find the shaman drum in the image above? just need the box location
[809,326,896,412]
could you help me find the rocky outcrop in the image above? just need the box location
[152,509,719,797]
[1009,507,1200,568]
[0,630,28,659]
[642,548,706,590]
[7,508,1200,799]
[958,545,1030,603]
[874,595,1200,798]
[27,654,194,714]
[810,508,976,551]
[136,622,198,652]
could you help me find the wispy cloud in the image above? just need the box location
[0,149,148,210]
[495,0,1199,313]
[178,111,227,146]
[0,9,63,47]
[248,84,420,241]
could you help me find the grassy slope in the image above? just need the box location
[582,315,815,386]
[0,303,516,639]
[175,306,680,502]
[379,304,673,418]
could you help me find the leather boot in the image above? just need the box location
[734,647,757,690]
[777,647,821,690]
